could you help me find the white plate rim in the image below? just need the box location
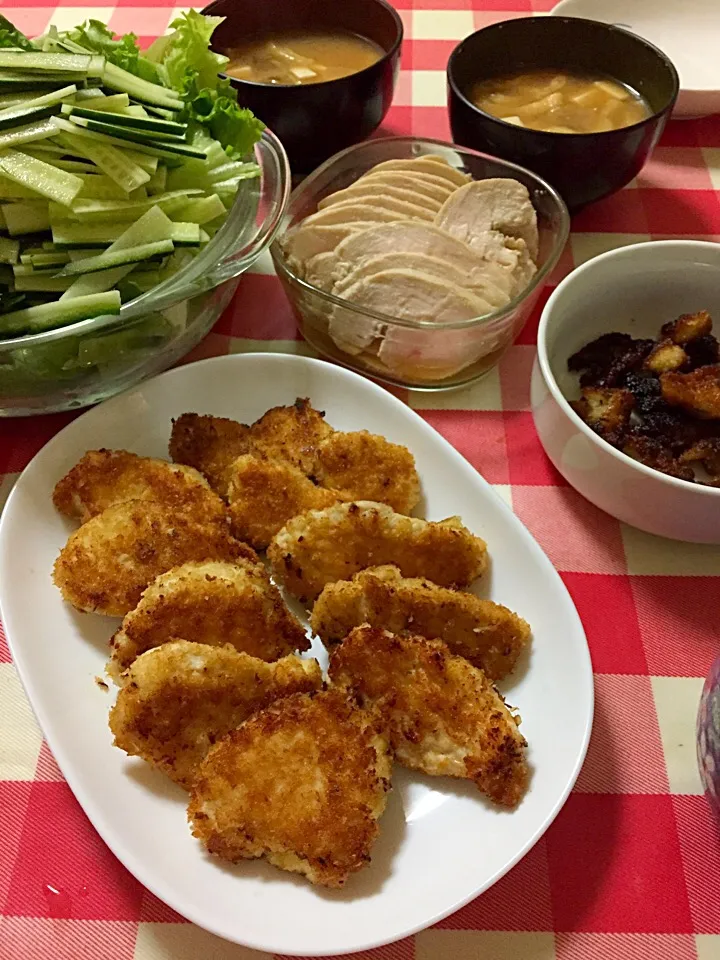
[0,353,594,956]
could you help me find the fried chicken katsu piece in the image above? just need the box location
[311,565,530,682]
[570,387,634,444]
[188,689,392,887]
[169,413,251,496]
[109,560,307,678]
[53,501,257,616]
[329,627,528,807]
[249,397,333,473]
[268,501,488,604]
[644,340,688,375]
[568,332,654,387]
[660,309,712,345]
[52,449,226,524]
[313,431,421,515]
[661,364,720,419]
[679,437,720,476]
[226,454,346,549]
[110,641,322,787]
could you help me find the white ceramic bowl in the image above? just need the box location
[550,0,720,117]
[531,240,720,543]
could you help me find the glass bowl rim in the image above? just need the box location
[270,134,570,331]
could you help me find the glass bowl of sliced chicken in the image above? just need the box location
[270,136,569,390]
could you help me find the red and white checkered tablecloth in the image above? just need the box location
[2,1,720,958]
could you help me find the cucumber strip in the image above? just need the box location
[22,251,70,267]
[36,157,98,174]
[52,215,189,250]
[66,249,106,261]
[57,238,175,276]
[0,84,77,118]
[13,273,74,292]
[68,115,195,147]
[170,222,202,245]
[172,193,226,225]
[0,290,120,335]
[0,93,37,108]
[76,175,131,200]
[0,176,42,199]
[3,202,51,236]
[142,104,179,120]
[60,205,173,299]
[0,51,99,73]
[21,140,65,154]
[51,119,165,167]
[145,166,167,194]
[208,160,260,184]
[74,92,130,112]
[0,103,57,131]
[63,188,203,222]
[102,62,183,109]
[0,150,83,205]
[0,118,57,150]
[52,131,150,192]
[63,104,187,137]
[0,237,20,264]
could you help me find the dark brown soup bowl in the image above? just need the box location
[202,0,403,176]
[447,16,679,212]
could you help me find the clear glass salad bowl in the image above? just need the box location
[0,129,290,417]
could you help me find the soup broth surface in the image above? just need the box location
[226,31,383,86]
[470,69,651,133]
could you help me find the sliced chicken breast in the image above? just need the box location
[357,156,471,188]
[357,171,458,204]
[318,183,442,215]
[280,222,375,273]
[435,179,539,261]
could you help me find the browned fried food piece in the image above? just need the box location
[644,340,688,374]
[269,501,488,604]
[685,334,720,369]
[622,433,695,481]
[169,413,251,495]
[568,333,654,387]
[188,689,392,887]
[226,453,346,549]
[109,560,308,679]
[249,397,332,472]
[679,437,720,476]
[52,449,226,523]
[571,387,634,444]
[311,565,529,682]
[661,364,720,419]
[329,627,528,807]
[660,309,712,345]
[110,641,322,787]
[53,500,257,616]
[312,431,421,515]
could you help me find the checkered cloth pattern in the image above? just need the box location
[2,1,720,958]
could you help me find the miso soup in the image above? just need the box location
[226,31,384,86]
[470,69,651,134]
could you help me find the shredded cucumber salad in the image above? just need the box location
[0,12,264,384]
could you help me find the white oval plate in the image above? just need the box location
[0,354,593,957]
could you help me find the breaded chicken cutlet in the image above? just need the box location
[226,454,347,549]
[188,689,392,887]
[53,500,257,616]
[109,560,308,679]
[169,412,251,495]
[110,641,322,787]
[661,364,720,420]
[170,399,421,515]
[311,565,530,681]
[52,449,225,524]
[329,627,528,807]
[268,501,487,604]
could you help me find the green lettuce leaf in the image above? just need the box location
[180,72,265,157]
[150,10,228,92]
[0,14,35,50]
[63,19,160,83]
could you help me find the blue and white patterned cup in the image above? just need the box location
[698,655,720,817]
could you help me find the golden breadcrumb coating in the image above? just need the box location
[169,413,251,496]
[661,364,720,419]
[313,430,421,515]
[660,309,712,345]
[329,627,528,807]
[110,641,322,787]
[226,454,346,549]
[248,397,333,473]
[53,500,257,616]
[188,689,392,887]
[268,501,487,604]
[311,565,529,681]
[52,449,226,524]
[109,560,308,678]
